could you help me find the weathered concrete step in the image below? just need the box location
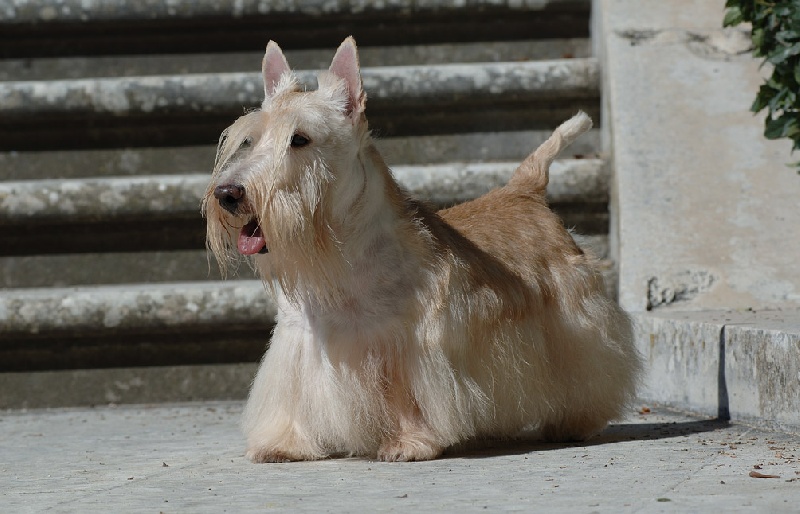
[634,309,800,433]
[0,39,591,81]
[4,0,588,24]
[0,260,617,372]
[0,250,248,288]
[0,281,272,338]
[0,280,274,371]
[0,129,601,181]
[0,59,599,150]
[0,159,606,221]
[0,363,258,408]
[2,0,590,58]
[1,59,598,118]
[0,158,608,255]
[0,235,611,288]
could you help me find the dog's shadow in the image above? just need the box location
[443,417,729,460]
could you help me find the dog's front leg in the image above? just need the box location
[242,328,330,463]
[245,422,327,463]
[243,384,329,463]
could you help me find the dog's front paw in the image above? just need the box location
[378,437,443,462]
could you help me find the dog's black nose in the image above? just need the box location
[214,184,245,215]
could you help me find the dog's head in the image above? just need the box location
[203,37,370,283]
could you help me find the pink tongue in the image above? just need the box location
[238,221,267,255]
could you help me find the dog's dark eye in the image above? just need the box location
[290,134,310,148]
[239,136,253,149]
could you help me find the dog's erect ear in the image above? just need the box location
[262,40,291,99]
[328,36,366,117]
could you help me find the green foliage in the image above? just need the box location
[724,0,800,165]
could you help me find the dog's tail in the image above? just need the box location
[510,111,593,194]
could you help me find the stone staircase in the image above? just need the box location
[0,0,611,407]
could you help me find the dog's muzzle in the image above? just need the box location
[213,184,268,255]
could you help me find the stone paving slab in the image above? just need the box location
[1,402,798,512]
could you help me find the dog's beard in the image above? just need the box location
[204,179,354,310]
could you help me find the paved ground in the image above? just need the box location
[2,402,798,512]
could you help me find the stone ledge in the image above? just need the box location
[0,281,273,338]
[1,249,616,336]
[0,364,257,409]
[2,0,587,24]
[0,59,598,119]
[633,309,800,433]
[0,159,606,223]
[0,39,593,82]
[0,130,602,180]
[0,235,611,288]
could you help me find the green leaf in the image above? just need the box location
[775,30,800,44]
[723,6,744,27]
[728,1,800,161]
[752,28,766,56]
[774,5,791,17]
[764,113,798,140]
[767,43,800,65]
[751,83,779,112]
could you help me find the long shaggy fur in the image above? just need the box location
[202,37,641,462]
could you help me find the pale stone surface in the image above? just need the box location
[594,0,800,312]
[1,402,798,512]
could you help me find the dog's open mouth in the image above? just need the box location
[238,219,268,255]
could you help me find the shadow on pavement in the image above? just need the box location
[443,417,729,460]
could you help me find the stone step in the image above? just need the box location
[0,129,601,181]
[0,281,274,372]
[0,59,599,150]
[4,0,588,24]
[0,234,612,288]
[0,39,591,81]
[2,0,590,58]
[634,309,800,433]
[0,257,617,373]
[0,158,609,257]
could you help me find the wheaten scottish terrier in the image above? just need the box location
[203,37,641,462]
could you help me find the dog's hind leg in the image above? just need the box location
[538,414,609,443]
[377,375,443,462]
